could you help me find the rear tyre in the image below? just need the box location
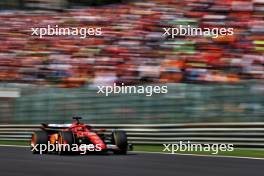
[58,131,75,155]
[112,130,128,154]
[31,131,49,154]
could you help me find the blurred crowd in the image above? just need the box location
[0,0,263,87]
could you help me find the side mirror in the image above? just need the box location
[86,125,92,130]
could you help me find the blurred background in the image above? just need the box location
[0,0,263,124]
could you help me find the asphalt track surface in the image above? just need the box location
[0,146,263,176]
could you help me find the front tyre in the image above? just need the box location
[112,130,128,154]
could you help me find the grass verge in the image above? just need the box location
[0,140,29,146]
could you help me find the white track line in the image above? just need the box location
[1,144,263,161]
[0,144,28,148]
[132,151,264,161]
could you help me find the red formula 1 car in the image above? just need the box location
[31,117,131,155]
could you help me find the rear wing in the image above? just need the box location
[41,123,71,132]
